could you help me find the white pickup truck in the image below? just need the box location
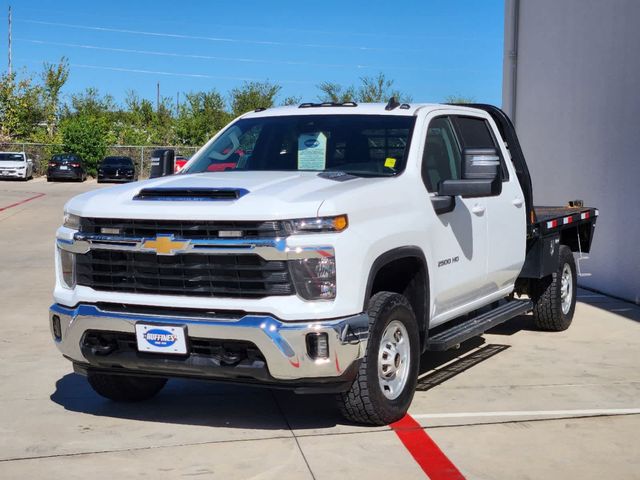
[50,102,598,425]
[0,151,34,180]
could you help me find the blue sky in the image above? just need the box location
[1,0,505,107]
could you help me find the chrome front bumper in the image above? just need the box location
[50,304,369,382]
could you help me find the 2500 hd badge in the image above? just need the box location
[438,256,460,267]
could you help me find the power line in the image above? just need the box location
[65,62,312,84]
[18,38,368,69]
[20,19,423,53]
[19,38,492,75]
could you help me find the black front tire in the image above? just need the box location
[87,372,167,402]
[531,245,577,331]
[338,292,420,425]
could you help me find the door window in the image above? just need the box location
[421,117,461,192]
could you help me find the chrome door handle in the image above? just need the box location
[512,198,524,207]
[471,204,486,215]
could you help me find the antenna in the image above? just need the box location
[385,96,400,111]
[8,5,12,76]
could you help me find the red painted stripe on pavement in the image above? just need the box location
[0,192,46,212]
[391,414,465,480]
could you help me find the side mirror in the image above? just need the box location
[438,148,502,198]
[149,149,175,178]
[462,148,500,181]
[27,159,33,165]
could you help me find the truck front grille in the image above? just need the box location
[79,218,284,239]
[76,250,294,298]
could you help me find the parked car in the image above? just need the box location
[51,102,598,425]
[174,155,189,173]
[47,154,87,182]
[97,156,138,183]
[0,152,34,180]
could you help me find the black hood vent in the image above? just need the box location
[133,187,249,201]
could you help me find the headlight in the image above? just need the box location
[59,249,76,289]
[289,256,336,300]
[63,212,81,230]
[17,165,26,169]
[283,215,348,235]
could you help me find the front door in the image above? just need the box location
[421,115,490,325]
[451,115,526,294]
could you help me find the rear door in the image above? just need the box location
[421,115,490,324]
[451,115,526,294]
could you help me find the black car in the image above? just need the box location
[47,154,87,182]
[97,156,138,183]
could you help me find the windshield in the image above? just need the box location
[184,114,416,177]
[0,153,25,162]
[52,155,79,164]
[102,157,133,167]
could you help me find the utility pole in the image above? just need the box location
[8,5,12,76]
[156,81,160,111]
[176,91,180,115]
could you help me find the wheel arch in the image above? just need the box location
[363,247,430,351]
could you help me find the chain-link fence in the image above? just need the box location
[0,143,200,178]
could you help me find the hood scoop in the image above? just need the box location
[133,187,249,201]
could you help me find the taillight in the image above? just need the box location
[70,163,80,168]
[49,163,57,167]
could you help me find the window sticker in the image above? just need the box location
[298,132,327,170]
[384,157,397,168]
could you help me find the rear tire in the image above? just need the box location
[87,372,167,402]
[338,292,420,425]
[531,245,577,331]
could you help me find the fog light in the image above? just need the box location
[52,315,62,340]
[306,332,329,359]
[59,249,76,289]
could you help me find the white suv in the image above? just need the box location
[0,152,34,180]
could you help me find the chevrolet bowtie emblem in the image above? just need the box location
[142,235,189,255]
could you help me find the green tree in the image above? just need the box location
[357,73,409,103]
[230,81,281,117]
[443,95,475,104]
[281,95,302,106]
[317,74,410,104]
[67,87,115,117]
[175,90,229,145]
[0,71,43,142]
[60,115,110,176]
[118,91,176,145]
[41,58,70,137]
[316,81,356,103]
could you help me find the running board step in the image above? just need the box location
[426,300,533,351]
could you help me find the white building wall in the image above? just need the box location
[503,0,640,303]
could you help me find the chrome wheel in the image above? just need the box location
[560,263,573,315]
[377,320,410,400]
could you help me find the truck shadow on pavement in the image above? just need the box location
[50,373,348,429]
[50,337,512,430]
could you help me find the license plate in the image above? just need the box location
[60,165,68,170]
[135,324,187,354]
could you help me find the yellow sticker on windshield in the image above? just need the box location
[384,157,396,168]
